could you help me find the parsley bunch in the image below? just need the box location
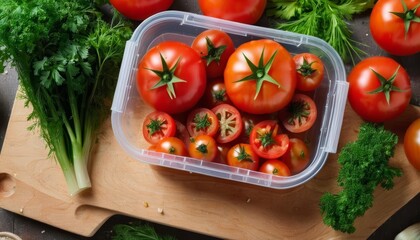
[320,123,402,233]
[0,0,132,195]
[266,0,376,63]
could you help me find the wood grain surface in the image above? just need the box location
[0,93,419,239]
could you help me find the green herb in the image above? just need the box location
[112,222,177,240]
[320,123,402,233]
[266,0,376,63]
[0,0,132,195]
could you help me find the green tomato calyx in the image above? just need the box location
[148,53,186,99]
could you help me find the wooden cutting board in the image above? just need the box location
[0,96,419,239]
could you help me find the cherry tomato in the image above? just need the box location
[110,0,173,21]
[250,120,290,159]
[293,53,325,91]
[137,41,206,114]
[227,143,260,171]
[224,39,296,114]
[370,0,420,56]
[142,111,176,144]
[280,94,317,133]
[198,0,267,25]
[347,57,412,123]
[202,79,231,108]
[211,104,243,143]
[404,118,420,170]
[188,135,218,162]
[191,29,235,79]
[259,159,291,176]
[281,138,310,174]
[154,137,188,157]
[186,108,219,137]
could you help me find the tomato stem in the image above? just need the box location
[390,0,420,39]
[196,143,208,154]
[367,66,406,105]
[236,144,254,162]
[146,118,166,135]
[234,48,280,100]
[297,57,317,77]
[204,36,227,66]
[287,99,310,126]
[194,113,211,132]
[147,53,186,99]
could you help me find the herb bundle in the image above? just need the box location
[320,123,402,233]
[266,0,376,63]
[0,0,132,195]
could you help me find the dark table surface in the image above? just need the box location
[0,1,419,239]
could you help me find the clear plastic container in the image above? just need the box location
[111,11,348,189]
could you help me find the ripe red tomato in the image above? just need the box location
[280,94,317,133]
[198,0,267,25]
[186,108,219,137]
[370,0,420,56]
[188,135,218,162]
[281,138,310,174]
[202,79,231,108]
[259,159,291,176]
[136,41,206,114]
[227,143,260,171]
[293,53,325,91]
[249,120,290,159]
[191,29,235,79]
[211,104,243,143]
[404,118,420,170]
[224,39,296,114]
[347,57,412,123]
[154,137,188,157]
[142,111,176,144]
[110,0,173,21]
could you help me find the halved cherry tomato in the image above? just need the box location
[191,29,235,79]
[202,79,231,108]
[154,137,188,157]
[227,143,260,171]
[188,135,218,162]
[142,111,176,144]
[250,120,289,159]
[280,94,317,133]
[281,138,310,174]
[186,108,219,137]
[211,104,243,143]
[293,53,325,91]
[259,159,291,176]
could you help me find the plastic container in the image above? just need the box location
[111,11,348,189]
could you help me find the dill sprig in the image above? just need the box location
[266,0,376,64]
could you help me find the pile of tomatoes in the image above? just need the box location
[136,29,325,177]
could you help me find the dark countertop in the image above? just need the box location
[0,1,419,239]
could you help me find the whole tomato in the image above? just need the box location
[136,41,206,114]
[404,118,420,170]
[281,138,310,174]
[188,135,218,162]
[224,39,297,114]
[191,29,235,79]
[201,78,231,108]
[293,53,325,91]
[259,159,291,177]
[227,143,260,171]
[154,137,188,157]
[110,0,173,21]
[370,0,420,55]
[198,0,267,25]
[347,57,412,123]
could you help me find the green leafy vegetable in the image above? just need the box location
[266,0,376,63]
[0,0,132,195]
[320,123,402,233]
[112,222,177,240]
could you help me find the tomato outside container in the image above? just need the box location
[111,11,348,189]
